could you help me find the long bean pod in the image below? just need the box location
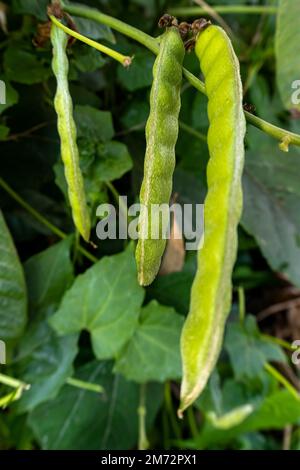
[179,25,246,415]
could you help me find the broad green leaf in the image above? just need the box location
[75,105,114,143]
[0,77,19,115]
[12,0,48,20]
[50,248,144,359]
[74,17,115,43]
[0,211,27,340]
[117,51,154,91]
[12,239,77,412]
[147,254,197,314]
[114,301,184,382]
[28,361,163,450]
[225,316,286,381]
[275,0,300,110]
[95,141,133,182]
[4,47,50,85]
[24,237,74,314]
[72,45,106,73]
[242,131,300,286]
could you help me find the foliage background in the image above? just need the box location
[1,0,300,450]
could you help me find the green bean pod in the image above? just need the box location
[51,24,91,241]
[179,25,246,415]
[136,27,184,286]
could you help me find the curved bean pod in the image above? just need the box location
[136,27,184,286]
[51,24,91,241]
[179,25,246,415]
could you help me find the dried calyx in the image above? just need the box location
[157,14,211,51]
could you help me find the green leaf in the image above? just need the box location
[275,0,300,110]
[114,301,184,382]
[4,47,50,85]
[117,51,154,91]
[242,133,300,286]
[28,361,163,450]
[95,141,133,182]
[12,239,77,412]
[225,316,286,381]
[74,105,114,142]
[50,247,144,359]
[24,237,74,314]
[207,404,254,430]
[0,77,19,115]
[0,211,27,340]
[245,390,300,431]
[13,333,78,414]
[12,0,48,20]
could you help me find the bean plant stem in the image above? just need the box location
[63,1,300,149]
[49,15,132,67]
[106,181,130,224]
[164,382,182,439]
[0,177,97,263]
[66,377,104,393]
[262,334,297,352]
[186,407,199,438]
[0,373,30,390]
[169,6,278,17]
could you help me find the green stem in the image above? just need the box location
[179,120,207,143]
[262,334,298,353]
[0,177,97,263]
[0,373,30,390]
[264,363,300,401]
[62,1,159,54]
[63,1,300,149]
[106,181,129,223]
[66,377,103,393]
[168,6,278,17]
[50,15,132,67]
[138,383,149,450]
